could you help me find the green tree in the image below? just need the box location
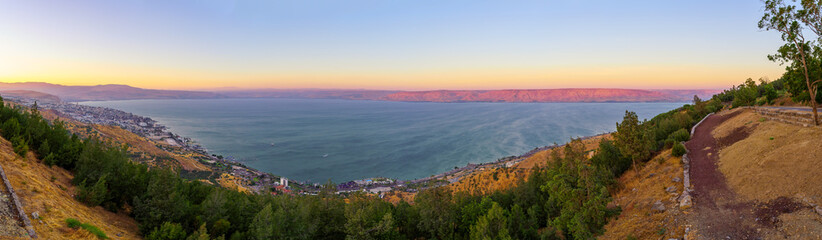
[2,117,21,138]
[469,202,511,240]
[613,111,650,171]
[146,222,187,240]
[415,187,458,239]
[506,204,537,240]
[38,139,50,158]
[249,204,275,240]
[344,193,398,240]
[761,0,821,125]
[77,174,109,206]
[186,224,210,240]
[211,219,231,238]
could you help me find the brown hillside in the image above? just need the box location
[515,134,610,169]
[0,138,140,239]
[712,109,822,203]
[450,135,609,196]
[602,108,822,239]
[599,149,688,239]
[40,109,209,172]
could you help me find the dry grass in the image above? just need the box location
[383,191,416,205]
[449,167,527,196]
[0,138,140,239]
[41,109,210,172]
[216,173,250,194]
[599,149,687,240]
[715,109,822,204]
[515,134,610,169]
[91,125,209,172]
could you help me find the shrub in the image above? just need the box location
[66,218,108,239]
[755,96,769,106]
[663,138,676,149]
[65,218,82,228]
[668,128,690,142]
[672,143,686,157]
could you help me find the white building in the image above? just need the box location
[279,177,288,188]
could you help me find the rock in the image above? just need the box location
[680,194,693,209]
[652,200,666,212]
[816,206,822,216]
[672,177,681,182]
[632,188,637,192]
[666,186,677,193]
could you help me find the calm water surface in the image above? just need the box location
[80,99,682,182]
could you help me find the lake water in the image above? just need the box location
[80,99,682,182]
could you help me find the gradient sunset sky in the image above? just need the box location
[0,0,787,90]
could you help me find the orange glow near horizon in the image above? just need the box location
[0,62,785,91]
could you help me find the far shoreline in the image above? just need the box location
[71,98,675,184]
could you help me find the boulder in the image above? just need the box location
[680,194,693,209]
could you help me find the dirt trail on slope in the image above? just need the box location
[686,110,761,239]
[685,109,822,239]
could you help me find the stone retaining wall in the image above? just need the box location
[0,163,36,239]
[752,107,821,127]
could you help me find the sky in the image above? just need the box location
[0,0,789,90]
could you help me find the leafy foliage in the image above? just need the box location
[672,143,686,157]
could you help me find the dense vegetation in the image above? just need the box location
[714,78,786,108]
[0,94,722,240]
[759,0,822,124]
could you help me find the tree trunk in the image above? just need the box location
[795,41,819,125]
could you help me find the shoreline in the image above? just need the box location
[6,95,617,196]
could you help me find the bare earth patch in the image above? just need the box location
[715,109,822,203]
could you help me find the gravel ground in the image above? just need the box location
[0,180,27,238]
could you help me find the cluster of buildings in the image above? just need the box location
[4,95,575,199]
[5,97,304,195]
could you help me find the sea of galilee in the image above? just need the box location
[81,98,682,182]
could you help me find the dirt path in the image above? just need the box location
[685,111,761,239]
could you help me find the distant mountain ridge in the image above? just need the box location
[0,82,223,102]
[0,82,720,103]
[379,89,719,103]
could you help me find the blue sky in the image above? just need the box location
[0,0,787,90]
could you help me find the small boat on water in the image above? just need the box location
[322,154,329,158]
[270,143,275,147]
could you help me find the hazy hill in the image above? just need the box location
[0,82,720,103]
[0,90,62,103]
[0,82,223,101]
[379,88,720,102]
[218,89,398,100]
